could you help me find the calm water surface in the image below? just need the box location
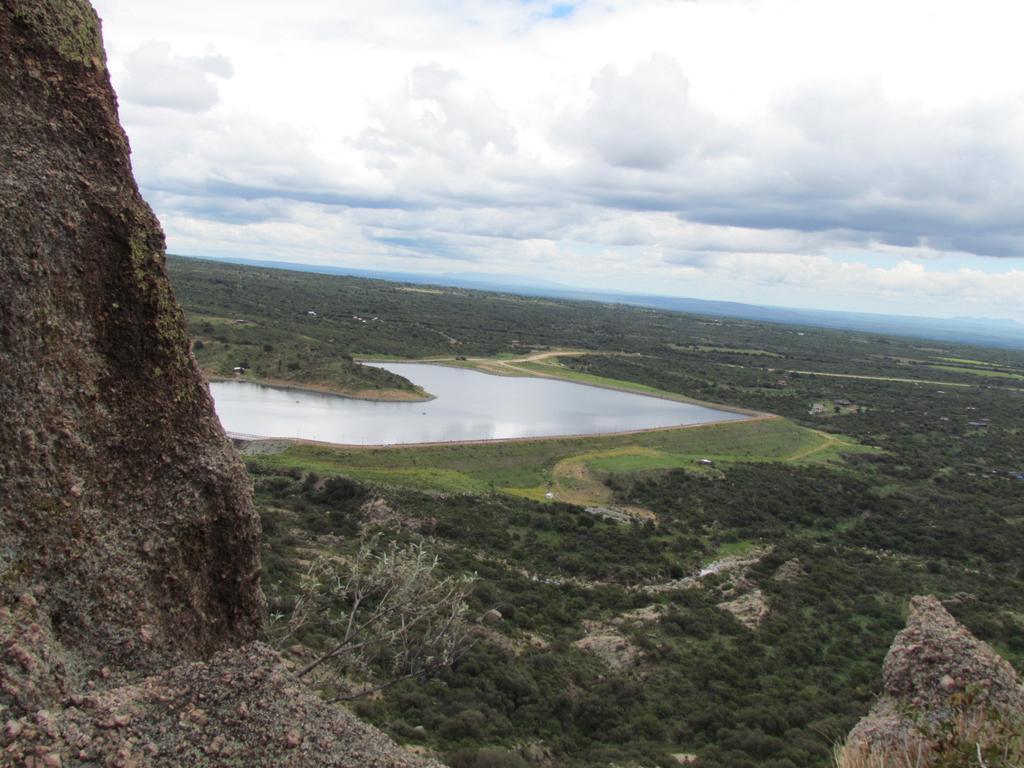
[210,362,747,445]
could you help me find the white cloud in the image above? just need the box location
[119,41,233,112]
[556,54,720,170]
[90,0,1024,321]
[659,251,1024,315]
[356,62,518,175]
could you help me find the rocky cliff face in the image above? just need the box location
[0,0,265,675]
[0,3,441,765]
[838,596,1024,766]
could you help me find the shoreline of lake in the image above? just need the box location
[360,357,765,419]
[204,372,435,402]
[232,412,779,451]
[210,362,757,446]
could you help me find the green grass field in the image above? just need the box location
[514,360,660,387]
[686,344,783,357]
[704,539,760,562]
[250,417,874,498]
[507,359,747,408]
[927,364,1024,381]
[934,356,998,366]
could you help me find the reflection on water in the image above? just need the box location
[209,362,747,445]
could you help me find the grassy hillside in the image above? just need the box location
[170,261,428,399]
[253,417,868,499]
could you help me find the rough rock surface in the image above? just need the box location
[1,643,443,767]
[1,587,442,766]
[843,595,1024,753]
[1,3,442,765]
[574,621,641,669]
[771,558,806,583]
[1,0,264,675]
[717,589,769,631]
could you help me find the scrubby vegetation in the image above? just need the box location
[278,537,477,700]
[834,693,1024,768]
[170,258,1024,767]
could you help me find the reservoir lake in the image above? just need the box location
[210,362,748,445]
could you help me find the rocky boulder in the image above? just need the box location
[1,0,265,677]
[1,2,442,765]
[838,595,1024,765]
[1,642,444,767]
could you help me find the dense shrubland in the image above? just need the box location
[172,258,1024,766]
[252,454,1024,767]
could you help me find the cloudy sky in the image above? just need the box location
[91,0,1024,321]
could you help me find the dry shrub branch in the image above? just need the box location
[274,536,477,700]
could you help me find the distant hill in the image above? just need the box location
[175,255,1024,349]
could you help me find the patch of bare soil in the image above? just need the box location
[639,547,771,594]
[615,605,665,624]
[472,626,549,657]
[772,558,807,582]
[717,589,770,630]
[359,497,428,532]
[574,622,641,669]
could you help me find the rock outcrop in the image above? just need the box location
[838,595,1024,765]
[1,0,264,674]
[1,2,441,765]
[2,641,441,767]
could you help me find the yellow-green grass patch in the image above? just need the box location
[506,360,721,405]
[705,539,760,563]
[672,344,783,357]
[926,365,1024,381]
[253,418,874,500]
[934,356,998,366]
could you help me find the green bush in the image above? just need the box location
[447,747,529,768]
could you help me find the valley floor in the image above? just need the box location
[169,257,1024,768]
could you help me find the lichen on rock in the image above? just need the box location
[837,595,1024,766]
[5,0,106,67]
[1,0,265,676]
